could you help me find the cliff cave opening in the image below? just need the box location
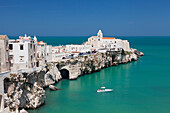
[60,69,69,79]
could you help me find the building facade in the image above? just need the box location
[66,44,91,53]
[52,46,69,62]
[84,30,130,51]
[46,45,52,63]
[0,35,10,73]
[9,34,37,71]
[37,41,47,66]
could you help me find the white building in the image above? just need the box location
[9,35,37,71]
[66,44,91,53]
[46,45,52,63]
[37,41,47,66]
[52,46,69,62]
[0,35,10,73]
[84,30,130,51]
[9,34,37,71]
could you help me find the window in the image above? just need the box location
[31,55,33,61]
[98,39,100,41]
[9,55,14,61]
[6,41,8,48]
[10,63,13,67]
[20,56,24,62]
[30,44,32,49]
[37,53,40,58]
[33,45,35,51]
[20,45,24,50]
[115,41,116,43]
[9,44,13,50]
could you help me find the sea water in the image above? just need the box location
[11,36,169,113]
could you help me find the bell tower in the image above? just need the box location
[33,35,37,42]
[97,30,103,39]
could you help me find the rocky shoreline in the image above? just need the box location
[4,49,143,113]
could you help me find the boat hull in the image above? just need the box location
[97,89,113,92]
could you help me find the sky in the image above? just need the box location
[0,0,170,36]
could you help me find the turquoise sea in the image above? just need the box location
[11,36,170,113]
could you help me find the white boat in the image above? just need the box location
[97,87,113,92]
[49,85,60,91]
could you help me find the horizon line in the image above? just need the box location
[7,35,170,37]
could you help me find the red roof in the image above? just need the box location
[71,51,81,53]
[37,41,44,45]
[102,37,115,39]
[62,50,67,53]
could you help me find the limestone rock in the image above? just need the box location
[20,109,28,113]
[4,48,143,111]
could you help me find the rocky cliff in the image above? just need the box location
[58,49,143,79]
[3,49,143,112]
[4,64,61,112]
